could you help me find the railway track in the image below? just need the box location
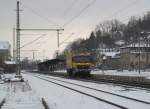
[31,70,150,91]
[29,73,150,109]
[37,74,150,105]
[1,98,49,109]
[0,99,5,109]
[41,98,50,109]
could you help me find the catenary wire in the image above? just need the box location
[20,34,46,49]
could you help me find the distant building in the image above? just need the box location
[96,48,120,69]
[120,43,150,69]
[0,41,11,67]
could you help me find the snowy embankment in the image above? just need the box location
[23,73,120,109]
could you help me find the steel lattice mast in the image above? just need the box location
[16,1,21,75]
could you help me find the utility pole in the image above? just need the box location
[16,1,21,75]
[21,50,38,60]
[138,34,141,74]
[43,49,45,61]
[33,51,35,60]
[57,29,62,58]
[57,30,59,48]
[13,27,16,61]
[20,29,64,59]
[15,2,64,65]
[141,31,150,70]
[20,29,64,49]
[57,29,60,48]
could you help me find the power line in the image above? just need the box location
[62,0,97,27]
[60,0,96,48]
[120,8,150,23]
[62,0,140,28]
[20,2,60,27]
[61,0,141,49]
[62,0,80,17]
[109,0,139,19]
[20,34,46,36]
[59,33,75,46]
[20,34,46,49]
[63,0,140,31]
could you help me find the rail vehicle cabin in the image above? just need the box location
[66,51,94,76]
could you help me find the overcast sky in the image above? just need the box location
[0,0,150,60]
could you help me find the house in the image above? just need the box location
[120,43,150,69]
[0,41,11,67]
[96,48,120,69]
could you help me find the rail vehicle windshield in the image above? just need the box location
[72,55,91,63]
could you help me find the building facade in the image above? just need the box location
[120,43,150,69]
[96,48,120,69]
[0,41,11,67]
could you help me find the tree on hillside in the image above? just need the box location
[87,32,97,49]
[58,11,150,61]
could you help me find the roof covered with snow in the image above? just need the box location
[102,52,120,57]
[97,48,120,58]
[4,61,16,65]
[121,43,150,48]
[0,41,10,50]
[115,40,125,45]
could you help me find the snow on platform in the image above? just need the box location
[0,81,7,102]
[0,74,44,109]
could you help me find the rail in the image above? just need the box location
[38,75,150,105]
[0,98,5,109]
[42,98,50,109]
[31,70,150,89]
[32,75,128,109]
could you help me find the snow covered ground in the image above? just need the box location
[54,69,150,79]
[36,73,150,103]
[91,70,150,78]
[0,74,44,109]
[24,72,150,109]
[0,81,7,102]
[1,72,150,109]
[23,73,121,109]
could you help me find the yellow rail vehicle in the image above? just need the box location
[66,51,93,76]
